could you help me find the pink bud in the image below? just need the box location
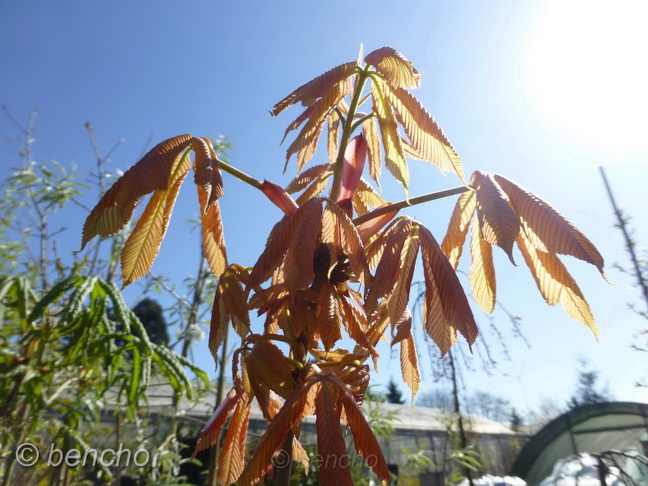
[337,134,368,217]
[261,180,299,216]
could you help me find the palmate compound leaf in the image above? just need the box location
[237,378,321,486]
[364,46,422,90]
[120,150,191,288]
[419,224,478,355]
[493,174,605,275]
[285,77,353,172]
[217,399,251,486]
[517,231,599,338]
[81,134,192,249]
[271,61,359,117]
[472,171,520,264]
[441,189,477,269]
[386,84,465,182]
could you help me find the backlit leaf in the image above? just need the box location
[472,171,520,263]
[335,376,391,481]
[272,61,358,116]
[120,151,191,287]
[494,174,605,274]
[352,178,386,216]
[365,46,422,89]
[238,379,320,486]
[192,389,239,456]
[370,78,409,190]
[400,333,420,402]
[317,283,343,351]
[386,225,419,327]
[199,188,227,277]
[387,85,464,181]
[218,400,251,486]
[517,232,598,338]
[286,163,331,194]
[468,217,496,313]
[295,174,331,206]
[441,190,476,269]
[361,116,382,185]
[81,134,192,249]
[245,337,295,400]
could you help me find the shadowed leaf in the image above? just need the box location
[191,137,224,211]
[362,116,382,185]
[192,389,239,457]
[199,189,227,277]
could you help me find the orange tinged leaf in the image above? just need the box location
[81,134,192,249]
[365,46,422,89]
[245,337,296,399]
[400,333,421,402]
[218,264,250,337]
[494,174,605,274]
[209,286,228,362]
[370,78,409,190]
[362,116,382,185]
[517,232,599,338]
[285,77,353,172]
[324,201,371,288]
[317,284,343,351]
[238,378,320,486]
[468,217,496,313]
[365,218,412,313]
[281,104,317,144]
[339,295,377,358]
[279,197,323,291]
[191,137,224,211]
[419,224,478,354]
[192,388,239,457]
[295,173,331,206]
[217,400,251,485]
[272,61,358,116]
[386,224,419,327]
[441,190,477,269]
[327,111,341,164]
[315,381,353,486]
[472,171,520,263]
[386,85,465,181]
[199,189,227,278]
[120,152,191,288]
[285,163,331,194]
[334,376,391,481]
[357,207,400,244]
[352,178,386,216]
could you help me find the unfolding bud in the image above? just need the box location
[337,134,368,217]
[261,180,299,216]
[357,207,399,243]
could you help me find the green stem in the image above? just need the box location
[219,162,263,190]
[330,67,372,203]
[353,186,470,225]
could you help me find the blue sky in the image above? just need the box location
[2,0,647,419]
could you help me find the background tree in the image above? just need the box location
[132,298,169,347]
[386,377,405,405]
[568,360,613,409]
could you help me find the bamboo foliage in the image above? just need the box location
[80,47,607,485]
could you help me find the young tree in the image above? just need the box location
[80,47,607,485]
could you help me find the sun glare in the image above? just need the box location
[523,0,648,165]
